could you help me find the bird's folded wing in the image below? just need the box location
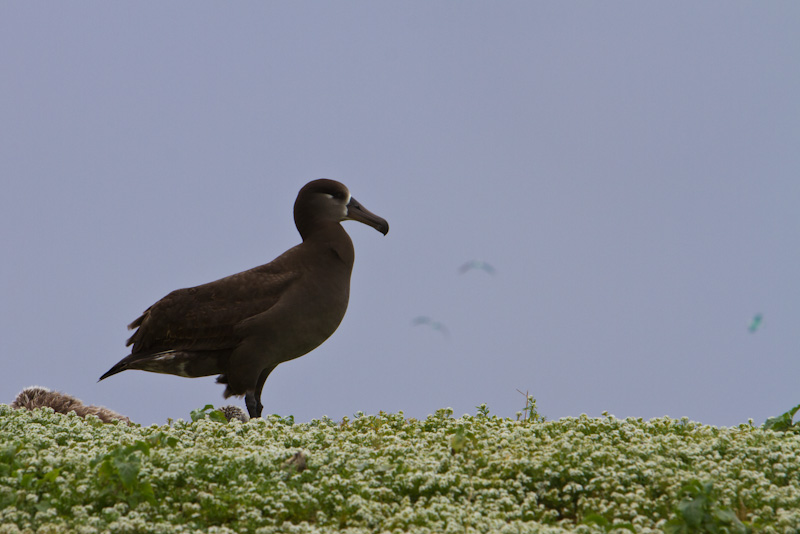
[127,264,302,354]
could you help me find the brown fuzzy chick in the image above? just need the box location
[11,386,130,424]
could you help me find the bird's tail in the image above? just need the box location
[98,362,128,382]
[215,374,238,398]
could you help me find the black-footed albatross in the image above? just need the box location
[99,179,388,419]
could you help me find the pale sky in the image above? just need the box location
[2,3,799,427]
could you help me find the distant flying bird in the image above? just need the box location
[458,260,496,275]
[100,179,389,419]
[412,316,449,337]
[749,313,763,333]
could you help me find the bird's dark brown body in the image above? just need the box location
[99,179,388,418]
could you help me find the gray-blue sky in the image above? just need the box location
[2,3,798,427]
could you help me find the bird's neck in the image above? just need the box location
[302,223,355,267]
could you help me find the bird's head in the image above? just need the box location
[294,179,389,239]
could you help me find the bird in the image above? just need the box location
[218,405,249,423]
[412,316,449,337]
[11,386,130,424]
[283,451,308,472]
[99,179,389,419]
[458,260,496,275]
[749,313,763,333]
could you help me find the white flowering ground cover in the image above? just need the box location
[1,405,799,534]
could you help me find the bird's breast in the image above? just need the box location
[240,264,352,363]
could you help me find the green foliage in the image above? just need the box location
[0,443,23,478]
[664,480,749,534]
[0,441,65,512]
[763,403,800,433]
[2,404,800,533]
[516,389,546,423]
[91,432,178,508]
[92,440,154,507]
[581,513,635,532]
[271,413,296,425]
[448,425,477,454]
[189,404,228,423]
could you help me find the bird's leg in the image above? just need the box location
[252,365,276,419]
[245,392,259,419]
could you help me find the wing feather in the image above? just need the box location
[127,261,302,354]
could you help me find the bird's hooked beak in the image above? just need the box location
[345,196,389,235]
